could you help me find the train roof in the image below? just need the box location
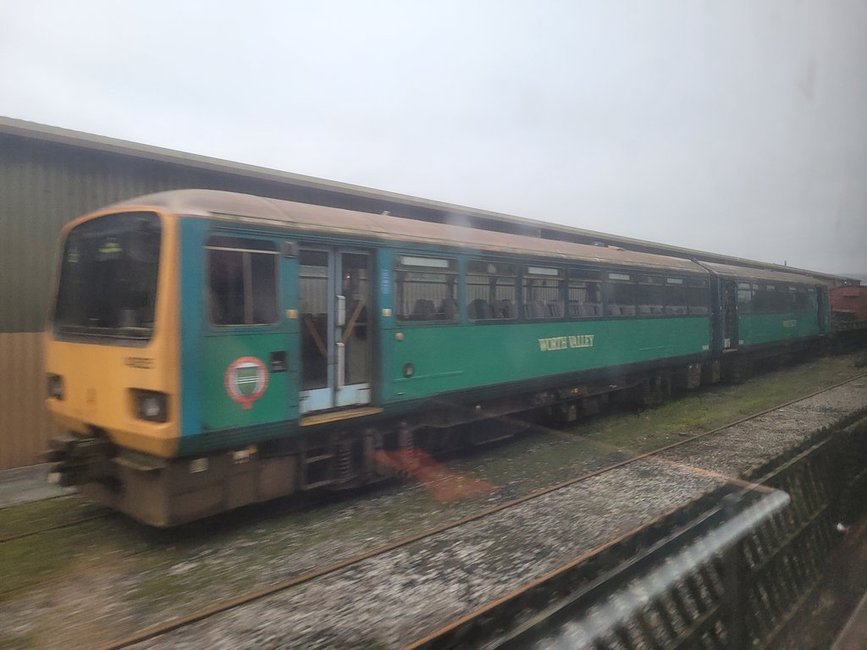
[111,189,708,274]
[700,261,825,287]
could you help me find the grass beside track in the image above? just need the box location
[0,352,863,649]
[584,354,865,451]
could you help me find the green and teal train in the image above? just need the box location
[44,190,829,525]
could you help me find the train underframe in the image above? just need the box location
[46,342,826,527]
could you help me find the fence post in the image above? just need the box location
[722,495,747,648]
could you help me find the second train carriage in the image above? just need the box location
[699,261,829,377]
[44,190,830,525]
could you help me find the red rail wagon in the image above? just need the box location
[830,285,867,330]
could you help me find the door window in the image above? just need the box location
[299,250,329,391]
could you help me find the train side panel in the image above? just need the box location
[177,218,299,456]
[737,306,821,348]
[386,317,710,404]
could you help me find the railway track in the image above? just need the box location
[0,511,113,544]
[407,485,789,649]
[409,406,867,649]
[0,489,118,545]
[98,373,867,649]
[0,465,352,547]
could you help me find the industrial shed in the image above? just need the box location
[0,116,847,469]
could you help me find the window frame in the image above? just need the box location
[566,268,603,319]
[394,253,460,323]
[465,258,519,323]
[206,235,281,327]
[602,271,637,317]
[597,268,710,319]
[521,264,565,320]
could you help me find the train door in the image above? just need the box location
[817,286,829,334]
[298,247,371,414]
[199,231,295,433]
[722,280,739,350]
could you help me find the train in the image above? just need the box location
[830,284,867,335]
[44,189,838,526]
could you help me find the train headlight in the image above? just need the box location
[47,374,64,400]
[133,390,168,423]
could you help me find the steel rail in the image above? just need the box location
[0,511,114,544]
[96,372,866,649]
[410,385,867,649]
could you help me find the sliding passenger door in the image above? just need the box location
[298,247,371,414]
[817,286,829,334]
[722,280,739,350]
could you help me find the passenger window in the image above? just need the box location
[567,270,602,318]
[635,275,666,316]
[753,283,789,313]
[663,277,688,315]
[791,286,809,310]
[737,282,752,313]
[686,277,709,315]
[603,273,636,316]
[522,266,563,319]
[466,260,517,321]
[753,284,768,312]
[394,255,458,321]
[207,237,278,325]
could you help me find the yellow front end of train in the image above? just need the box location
[44,207,186,524]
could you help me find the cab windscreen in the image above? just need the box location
[54,212,162,342]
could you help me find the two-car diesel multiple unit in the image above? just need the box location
[44,190,829,526]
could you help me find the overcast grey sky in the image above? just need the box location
[2,1,866,275]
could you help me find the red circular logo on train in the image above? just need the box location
[224,356,269,410]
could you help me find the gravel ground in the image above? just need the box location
[3,362,864,649]
[134,377,867,649]
[657,378,867,476]
[140,463,723,649]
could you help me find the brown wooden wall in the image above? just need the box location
[0,333,58,469]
